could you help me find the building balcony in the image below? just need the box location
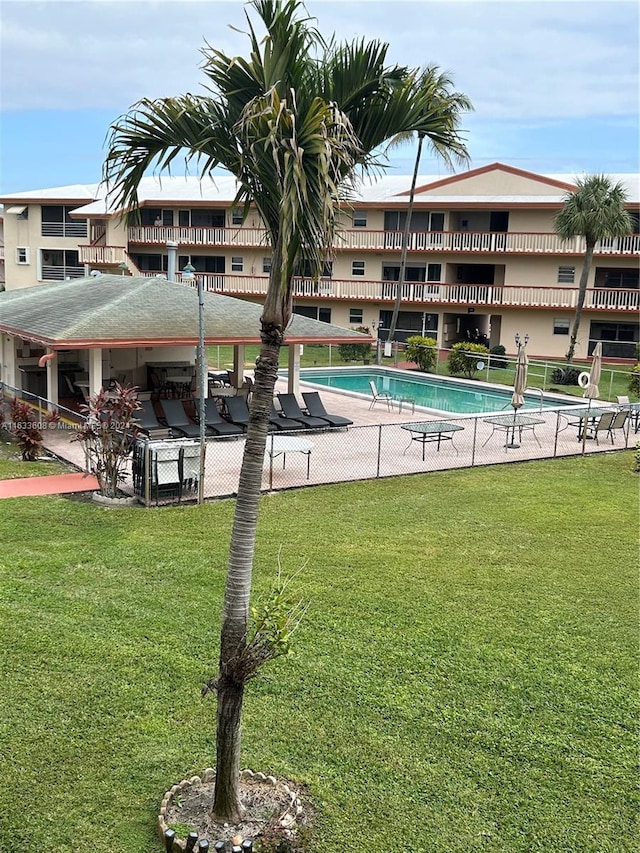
[79,245,128,266]
[128,225,640,256]
[159,271,639,313]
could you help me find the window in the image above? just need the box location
[231,208,244,225]
[352,260,365,276]
[427,264,441,282]
[231,256,244,272]
[263,257,272,274]
[349,308,363,324]
[41,205,87,238]
[558,266,575,284]
[40,249,83,280]
[16,247,29,264]
[553,319,570,335]
[352,210,367,228]
[293,306,332,323]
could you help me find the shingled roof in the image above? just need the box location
[0,275,372,349]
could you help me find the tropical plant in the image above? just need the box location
[448,342,489,379]
[8,397,59,461]
[386,80,472,341]
[73,384,141,498]
[489,344,508,369]
[554,175,633,362]
[103,0,471,825]
[628,365,640,399]
[338,326,372,362]
[404,335,438,372]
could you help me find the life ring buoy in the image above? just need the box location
[578,371,590,388]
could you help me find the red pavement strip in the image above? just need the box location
[0,472,100,499]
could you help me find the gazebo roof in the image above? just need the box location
[0,275,372,349]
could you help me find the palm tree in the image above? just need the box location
[103,0,470,824]
[386,71,472,342]
[554,174,633,362]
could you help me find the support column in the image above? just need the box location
[287,344,301,395]
[1,335,18,389]
[88,348,103,396]
[231,344,245,389]
[45,352,58,408]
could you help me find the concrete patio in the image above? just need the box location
[36,376,634,505]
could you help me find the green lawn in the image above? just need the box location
[0,454,637,852]
[0,431,72,479]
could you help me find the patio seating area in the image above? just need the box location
[33,377,634,506]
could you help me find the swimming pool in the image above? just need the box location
[295,367,576,416]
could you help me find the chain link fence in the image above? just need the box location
[124,407,636,507]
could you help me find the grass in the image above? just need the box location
[0,453,637,852]
[0,431,72,479]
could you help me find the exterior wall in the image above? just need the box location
[417,169,570,197]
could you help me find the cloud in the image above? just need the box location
[0,0,638,122]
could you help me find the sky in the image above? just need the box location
[0,0,638,195]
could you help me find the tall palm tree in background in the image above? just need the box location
[386,71,471,342]
[104,0,470,823]
[554,174,632,362]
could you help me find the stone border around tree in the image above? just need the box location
[158,768,305,851]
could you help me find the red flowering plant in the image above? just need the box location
[74,383,142,498]
[8,397,60,461]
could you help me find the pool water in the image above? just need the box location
[297,367,571,416]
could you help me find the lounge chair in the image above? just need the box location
[134,400,168,436]
[195,398,244,437]
[277,393,330,429]
[302,392,353,428]
[159,399,201,438]
[269,403,306,432]
[369,380,393,411]
[224,395,251,430]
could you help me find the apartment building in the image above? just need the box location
[1,163,638,360]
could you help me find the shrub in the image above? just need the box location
[7,397,59,461]
[628,365,640,399]
[634,442,640,474]
[338,326,372,363]
[404,335,438,372]
[489,344,508,369]
[448,342,489,379]
[74,383,142,498]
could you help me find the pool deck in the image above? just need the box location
[37,374,632,504]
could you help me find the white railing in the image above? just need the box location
[128,225,640,256]
[41,265,86,281]
[79,245,127,265]
[150,271,639,312]
[41,222,88,238]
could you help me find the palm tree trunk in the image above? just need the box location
[387,133,424,342]
[566,241,595,363]
[212,244,289,823]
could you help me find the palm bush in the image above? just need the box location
[448,342,489,379]
[404,335,438,372]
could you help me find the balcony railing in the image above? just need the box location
[79,245,127,265]
[154,271,639,312]
[41,222,87,238]
[129,225,640,256]
[41,265,85,281]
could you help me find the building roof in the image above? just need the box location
[0,275,371,349]
[1,163,638,214]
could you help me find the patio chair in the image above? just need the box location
[369,380,393,411]
[616,395,630,407]
[159,399,201,438]
[604,408,628,443]
[302,391,353,428]
[134,400,168,436]
[195,398,244,437]
[277,393,330,429]
[269,403,306,432]
[224,395,251,430]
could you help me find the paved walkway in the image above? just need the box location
[0,471,99,499]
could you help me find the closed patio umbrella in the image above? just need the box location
[508,345,528,447]
[581,341,602,453]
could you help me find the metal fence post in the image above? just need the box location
[376,424,383,478]
[144,441,151,507]
[471,416,478,466]
[553,410,561,457]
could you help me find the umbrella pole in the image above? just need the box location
[581,398,592,455]
[507,406,520,448]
